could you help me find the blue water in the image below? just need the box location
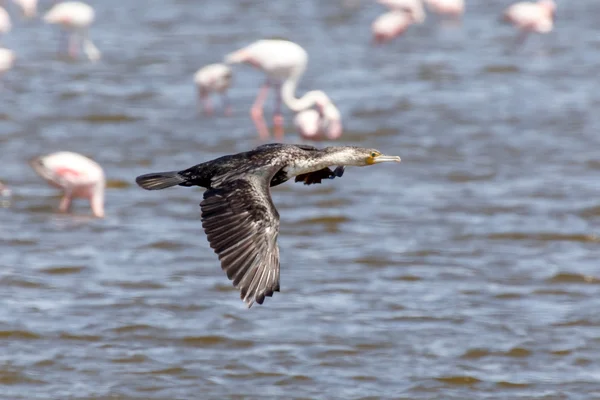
[0,0,599,398]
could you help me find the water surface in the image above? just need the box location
[1,1,599,399]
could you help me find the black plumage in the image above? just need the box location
[135,143,400,307]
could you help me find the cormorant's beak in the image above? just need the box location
[372,155,401,164]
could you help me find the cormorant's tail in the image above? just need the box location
[135,171,186,190]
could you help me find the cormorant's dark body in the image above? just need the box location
[168,143,344,189]
[135,143,399,307]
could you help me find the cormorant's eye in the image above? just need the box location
[370,152,378,158]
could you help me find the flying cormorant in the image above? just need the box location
[135,143,401,307]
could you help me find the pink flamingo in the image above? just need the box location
[294,106,343,141]
[377,0,426,23]
[12,0,37,18]
[43,1,100,61]
[193,63,233,116]
[29,151,105,218]
[503,0,555,45]
[225,39,342,140]
[0,7,11,36]
[372,10,415,44]
[423,0,465,18]
[0,48,14,77]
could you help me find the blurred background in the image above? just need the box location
[1,0,599,399]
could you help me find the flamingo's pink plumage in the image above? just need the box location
[503,0,555,34]
[225,39,342,140]
[377,0,426,23]
[424,0,465,17]
[44,1,100,61]
[372,10,415,44]
[30,151,105,218]
[194,63,233,116]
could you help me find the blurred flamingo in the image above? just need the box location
[0,7,11,36]
[0,180,10,198]
[377,0,426,23]
[294,107,343,141]
[372,10,415,44]
[225,39,342,140]
[423,0,464,18]
[194,63,233,116]
[29,151,105,218]
[0,47,15,77]
[503,0,555,45]
[12,0,37,18]
[43,1,100,61]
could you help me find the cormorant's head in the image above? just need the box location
[325,147,401,166]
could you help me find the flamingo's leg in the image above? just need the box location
[68,32,79,59]
[272,82,284,140]
[251,81,271,140]
[203,96,213,116]
[198,88,213,116]
[59,190,73,212]
[514,30,530,50]
[58,29,68,56]
[222,92,232,117]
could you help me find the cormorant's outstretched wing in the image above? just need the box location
[200,176,281,307]
[253,143,319,152]
[295,166,345,185]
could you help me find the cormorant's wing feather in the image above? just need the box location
[295,166,345,185]
[253,143,285,151]
[200,177,280,307]
[254,143,319,152]
[294,144,320,151]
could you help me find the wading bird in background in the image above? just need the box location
[225,39,342,140]
[194,63,233,116]
[294,108,343,141]
[135,143,400,307]
[43,1,100,61]
[423,0,465,19]
[372,10,416,44]
[0,7,11,37]
[29,151,105,218]
[377,0,426,24]
[0,180,10,198]
[503,0,555,45]
[12,0,37,18]
[0,47,15,77]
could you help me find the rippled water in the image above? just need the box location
[1,0,600,398]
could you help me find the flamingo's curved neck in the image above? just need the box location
[281,76,325,112]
